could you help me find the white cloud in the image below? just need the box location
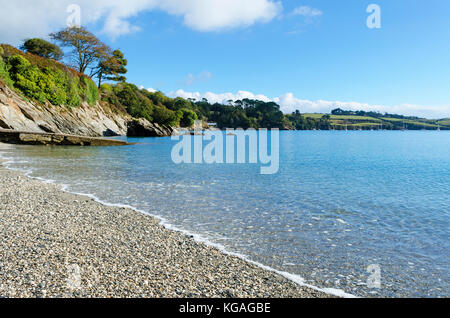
[292,6,322,17]
[157,0,282,31]
[139,86,157,92]
[183,71,213,86]
[168,89,450,119]
[169,89,272,104]
[0,0,282,44]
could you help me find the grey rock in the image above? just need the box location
[0,129,129,146]
[0,81,129,137]
[127,118,173,137]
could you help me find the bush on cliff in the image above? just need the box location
[20,38,63,60]
[109,83,154,122]
[101,83,182,127]
[0,44,98,107]
[179,108,198,127]
[80,75,99,106]
[152,105,182,127]
[0,56,14,88]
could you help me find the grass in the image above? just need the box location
[304,113,382,121]
[303,113,450,130]
[437,119,450,126]
[331,115,381,121]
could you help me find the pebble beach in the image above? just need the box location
[0,155,329,298]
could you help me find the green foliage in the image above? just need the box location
[179,108,198,127]
[80,75,99,106]
[20,38,63,60]
[0,57,14,87]
[173,98,193,111]
[153,105,182,127]
[100,83,113,93]
[143,90,175,109]
[8,55,47,102]
[1,44,79,77]
[0,49,98,107]
[201,99,285,129]
[111,83,154,121]
[301,108,448,130]
[100,83,119,104]
[286,111,332,130]
[93,49,128,87]
[100,84,185,127]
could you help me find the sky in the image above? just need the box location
[1,0,450,118]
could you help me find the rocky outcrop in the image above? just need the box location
[0,80,176,139]
[127,118,174,137]
[0,129,129,146]
[0,80,130,137]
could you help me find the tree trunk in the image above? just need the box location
[98,72,103,88]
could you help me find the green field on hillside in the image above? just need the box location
[302,113,449,130]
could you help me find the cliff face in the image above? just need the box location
[0,80,130,137]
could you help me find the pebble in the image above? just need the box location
[0,165,330,298]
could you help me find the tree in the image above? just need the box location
[331,108,345,115]
[20,38,63,60]
[107,49,127,82]
[173,97,193,111]
[50,26,111,74]
[92,49,128,88]
[179,109,198,127]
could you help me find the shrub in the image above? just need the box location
[20,38,63,60]
[179,108,198,127]
[152,105,182,127]
[80,75,99,106]
[0,57,14,87]
[8,55,46,102]
[113,83,154,121]
[2,53,98,107]
[100,83,113,94]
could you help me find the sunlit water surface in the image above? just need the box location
[1,131,449,297]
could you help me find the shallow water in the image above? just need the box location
[1,131,449,297]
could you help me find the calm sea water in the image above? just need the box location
[1,131,449,297]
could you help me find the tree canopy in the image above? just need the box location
[50,27,111,74]
[0,44,99,107]
[92,49,127,87]
[20,38,63,60]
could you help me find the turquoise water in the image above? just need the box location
[1,131,449,297]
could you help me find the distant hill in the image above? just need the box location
[302,111,450,131]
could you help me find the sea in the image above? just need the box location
[1,130,449,297]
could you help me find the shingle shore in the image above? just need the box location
[0,165,330,298]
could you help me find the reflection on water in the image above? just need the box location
[1,131,449,297]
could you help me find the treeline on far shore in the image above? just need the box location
[0,26,448,131]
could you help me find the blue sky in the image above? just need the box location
[2,0,450,117]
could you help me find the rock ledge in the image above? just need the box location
[0,129,129,146]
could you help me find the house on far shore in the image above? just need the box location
[204,122,220,131]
